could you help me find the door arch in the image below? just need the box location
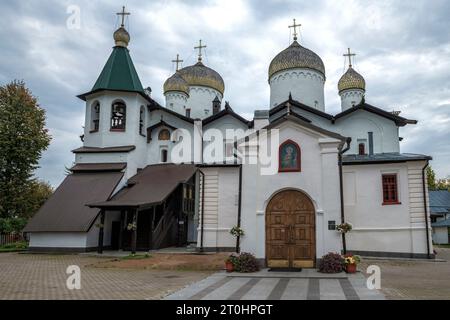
[266,189,316,268]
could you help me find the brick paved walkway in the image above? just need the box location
[0,253,211,300]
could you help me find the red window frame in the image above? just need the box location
[382,174,400,205]
[358,143,365,155]
[278,139,301,173]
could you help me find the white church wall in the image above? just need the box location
[203,115,249,164]
[86,211,121,248]
[29,232,88,249]
[197,167,219,249]
[269,68,325,111]
[83,92,148,148]
[433,227,449,244]
[334,110,400,154]
[339,89,365,111]
[344,161,432,256]
[197,166,240,250]
[239,122,342,260]
[146,110,195,165]
[216,167,240,249]
[165,91,188,115]
[187,86,222,119]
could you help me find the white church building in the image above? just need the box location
[25,11,434,268]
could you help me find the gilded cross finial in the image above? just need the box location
[117,6,130,27]
[288,19,301,42]
[343,48,356,68]
[172,54,183,71]
[194,40,207,62]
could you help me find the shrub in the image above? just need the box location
[318,252,344,273]
[233,252,260,273]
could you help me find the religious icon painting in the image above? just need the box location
[279,140,301,172]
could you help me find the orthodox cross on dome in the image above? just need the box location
[194,40,207,62]
[343,48,356,68]
[172,54,183,71]
[288,19,301,41]
[117,6,130,27]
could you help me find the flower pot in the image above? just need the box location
[225,261,234,273]
[346,263,357,273]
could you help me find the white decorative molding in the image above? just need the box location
[269,68,325,84]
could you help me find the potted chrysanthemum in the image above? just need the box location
[343,253,361,273]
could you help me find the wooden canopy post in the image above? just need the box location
[118,210,125,250]
[97,209,105,254]
[131,209,138,255]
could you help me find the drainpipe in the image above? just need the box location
[235,165,243,253]
[199,170,205,253]
[422,161,432,259]
[338,137,352,255]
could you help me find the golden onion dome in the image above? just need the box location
[338,66,366,93]
[269,40,325,80]
[178,61,225,95]
[113,27,130,47]
[163,72,189,95]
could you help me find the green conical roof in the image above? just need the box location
[78,46,145,100]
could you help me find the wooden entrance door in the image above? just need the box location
[266,190,316,268]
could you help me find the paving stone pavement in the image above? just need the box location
[0,253,211,300]
[165,271,385,300]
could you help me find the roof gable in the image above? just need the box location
[270,97,334,121]
[202,103,250,126]
[334,102,417,127]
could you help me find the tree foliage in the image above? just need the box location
[427,166,450,191]
[0,81,52,220]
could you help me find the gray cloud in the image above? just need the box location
[0,0,449,186]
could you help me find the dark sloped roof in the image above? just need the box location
[147,102,195,123]
[203,103,250,126]
[343,153,432,165]
[429,191,450,215]
[88,164,197,209]
[72,145,136,154]
[24,172,124,232]
[78,46,144,100]
[266,114,347,141]
[269,97,417,128]
[147,120,177,132]
[270,97,334,120]
[334,102,417,127]
[70,163,127,173]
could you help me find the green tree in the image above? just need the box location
[426,166,437,190]
[0,81,51,220]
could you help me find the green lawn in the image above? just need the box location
[435,244,450,248]
[0,241,28,252]
[120,253,152,260]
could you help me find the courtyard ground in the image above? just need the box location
[359,247,450,300]
[0,252,212,300]
[0,248,449,300]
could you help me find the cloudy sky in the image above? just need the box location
[1,0,449,186]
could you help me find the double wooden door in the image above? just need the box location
[266,190,316,268]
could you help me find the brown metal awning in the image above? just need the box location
[24,172,124,233]
[70,162,127,173]
[88,164,197,209]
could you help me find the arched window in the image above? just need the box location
[358,143,366,155]
[158,129,170,141]
[279,140,301,172]
[111,101,126,131]
[161,149,168,163]
[91,102,100,132]
[139,106,145,135]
